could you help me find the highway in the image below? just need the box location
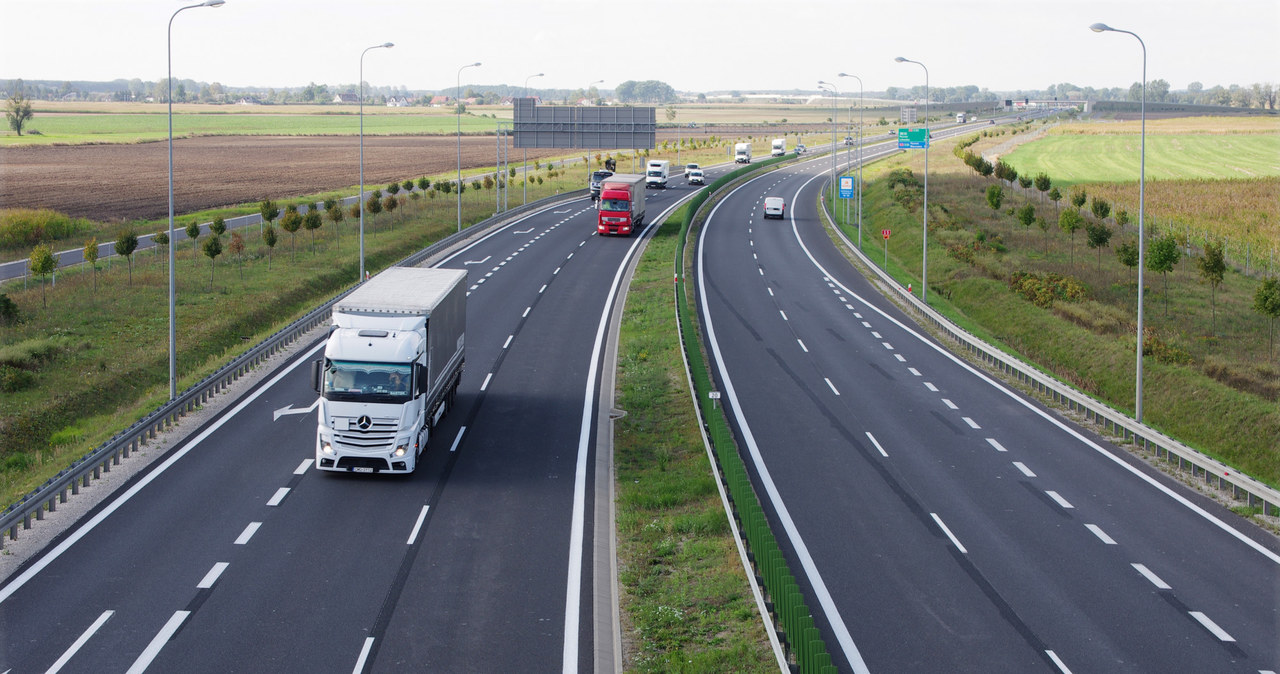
[0,171,708,672]
[694,147,1280,672]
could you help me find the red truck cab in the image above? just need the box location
[596,173,646,236]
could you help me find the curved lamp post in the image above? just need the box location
[839,72,864,249]
[584,79,602,184]
[817,81,838,205]
[895,56,929,302]
[359,41,393,283]
[1091,22,1147,423]
[522,72,544,204]
[457,61,481,232]
[167,0,225,401]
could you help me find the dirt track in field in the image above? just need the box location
[0,136,567,222]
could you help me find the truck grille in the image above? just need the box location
[333,415,398,451]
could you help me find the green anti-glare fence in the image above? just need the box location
[673,155,840,674]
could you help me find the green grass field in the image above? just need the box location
[1001,134,1280,184]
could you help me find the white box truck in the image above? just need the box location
[645,159,670,188]
[734,142,752,163]
[956,113,967,123]
[771,138,786,157]
[312,267,466,474]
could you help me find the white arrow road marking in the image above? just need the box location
[273,399,320,421]
[553,208,572,214]
[514,228,533,234]
[463,255,492,265]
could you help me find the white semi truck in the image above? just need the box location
[312,266,466,474]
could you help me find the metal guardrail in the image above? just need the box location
[0,189,588,548]
[818,197,1280,519]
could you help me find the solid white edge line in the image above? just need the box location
[1045,649,1074,674]
[1189,611,1236,641]
[699,177,871,674]
[865,432,889,458]
[1046,491,1074,509]
[0,340,328,606]
[449,426,466,453]
[197,562,229,589]
[352,636,375,674]
[480,372,493,391]
[1013,461,1036,478]
[406,505,430,545]
[1130,563,1172,590]
[46,610,114,674]
[266,487,290,507]
[787,174,1280,566]
[930,512,968,554]
[1084,523,1117,545]
[293,459,312,475]
[234,522,262,545]
[125,610,190,674]
[563,195,681,674]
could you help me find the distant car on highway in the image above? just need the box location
[685,162,699,174]
[843,136,854,146]
[796,143,806,154]
[687,169,705,185]
[763,197,785,219]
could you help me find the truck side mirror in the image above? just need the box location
[415,363,428,396]
[312,359,323,394]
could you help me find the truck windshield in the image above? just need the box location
[647,170,662,177]
[324,360,412,402]
[599,198,630,212]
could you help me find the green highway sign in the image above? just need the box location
[897,127,929,149]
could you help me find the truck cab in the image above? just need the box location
[589,170,614,201]
[645,160,669,188]
[734,142,752,163]
[771,138,786,157]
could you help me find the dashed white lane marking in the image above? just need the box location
[353,637,376,674]
[758,268,764,276]
[780,310,788,321]
[931,513,968,553]
[480,373,493,391]
[881,342,894,351]
[449,427,466,453]
[1131,563,1172,590]
[47,610,114,674]
[894,354,906,362]
[293,459,312,475]
[1046,491,1074,509]
[987,438,1009,452]
[539,284,547,293]
[197,562,229,589]
[767,287,774,297]
[1085,524,1116,545]
[962,417,981,429]
[797,339,808,353]
[942,399,958,410]
[865,432,888,458]
[908,368,921,376]
[871,331,882,339]
[503,335,513,349]
[853,312,862,319]
[924,382,938,392]
[1013,462,1036,477]
[845,304,855,310]
[825,378,840,395]
[861,321,872,328]
[406,505,430,545]
[1189,612,1235,642]
[126,611,190,674]
[1045,650,1074,674]
[234,522,262,545]
[266,487,290,507]
[554,266,561,275]
[523,307,531,317]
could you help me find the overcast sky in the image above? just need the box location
[3,0,1276,94]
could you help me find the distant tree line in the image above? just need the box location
[874,80,1276,109]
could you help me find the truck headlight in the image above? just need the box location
[393,440,409,457]
[321,441,335,455]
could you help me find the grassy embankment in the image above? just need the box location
[614,202,775,671]
[828,116,1280,495]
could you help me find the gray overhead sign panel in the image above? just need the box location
[513,98,655,149]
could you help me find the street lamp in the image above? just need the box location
[359,41,393,283]
[457,61,481,232]
[895,56,930,303]
[1091,22,1148,423]
[839,72,864,250]
[522,72,544,205]
[818,81,838,209]
[584,79,602,186]
[167,0,225,401]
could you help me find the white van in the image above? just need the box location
[645,160,670,188]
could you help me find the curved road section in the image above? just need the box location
[695,153,1279,672]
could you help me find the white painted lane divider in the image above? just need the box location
[1013,462,1036,478]
[986,438,1009,452]
[406,505,430,545]
[1046,491,1074,509]
[1045,650,1074,674]
[234,522,262,545]
[266,487,290,507]
[825,378,841,395]
[797,339,808,353]
[503,335,513,349]
[352,636,376,673]
[962,417,981,429]
[197,562,229,589]
[924,382,939,392]
[449,427,466,453]
[942,399,958,410]
[294,459,312,475]
[46,610,114,674]
[909,368,922,376]
[930,513,968,553]
[125,611,190,674]
[1085,523,1116,545]
[480,373,493,392]
[865,432,889,458]
[1189,611,1235,642]
[1131,563,1172,590]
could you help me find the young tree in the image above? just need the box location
[985,184,1003,211]
[1017,174,1033,198]
[1048,187,1062,211]
[84,238,100,293]
[262,224,278,270]
[1034,172,1051,203]
[1147,233,1182,317]
[5,89,34,136]
[365,194,382,216]
[202,234,223,290]
[1116,241,1140,284]
[323,197,338,212]
[1254,277,1280,360]
[28,243,56,307]
[347,202,361,220]
[977,157,993,178]
[326,204,345,250]
[303,209,323,253]
[1085,221,1113,270]
[1070,187,1087,210]
[386,182,401,196]
[114,230,139,287]
[1059,209,1084,266]
[1016,202,1036,231]
[1036,216,1051,255]
[382,194,398,229]
[1197,239,1227,333]
[280,207,302,260]
[1090,197,1112,222]
[154,231,169,261]
[185,219,201,261]
[417,176,431,191]
[259,198,279,233]
[402,179,414,193]
[1115,209,1130,227]
[229,231,245,280]
[210,216,227,238]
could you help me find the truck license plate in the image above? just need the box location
[352,466,374,473]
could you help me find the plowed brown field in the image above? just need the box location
[0,135,566,222]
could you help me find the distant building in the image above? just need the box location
[429,95,452,107]
[333,93,358,104]
[386,96,413,107]
[900,106,917,124]
[235,97,264,106]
